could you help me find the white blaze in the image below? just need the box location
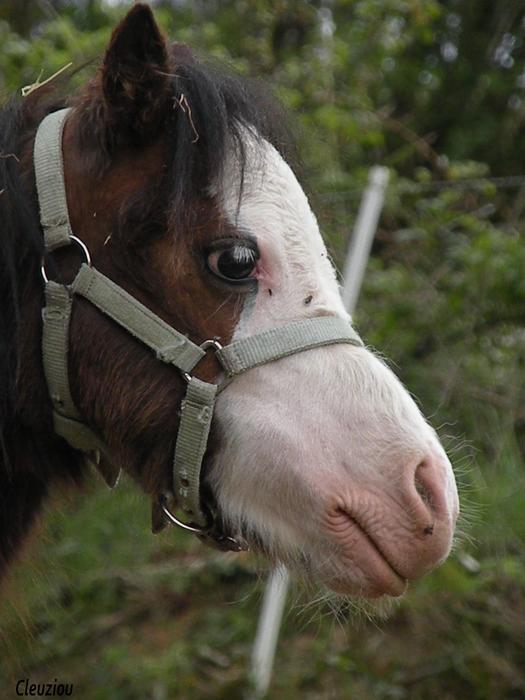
[219,130,348,334]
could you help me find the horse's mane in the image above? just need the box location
[0,97,45,463]
[0,55,294,462]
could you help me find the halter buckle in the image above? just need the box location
[181,338,223,383]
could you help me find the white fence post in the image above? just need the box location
[342,166,390,313]
[250,566,290,698]
[250,166,390,698]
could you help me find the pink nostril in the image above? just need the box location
[409,456,448,535]
[415,467,433,507]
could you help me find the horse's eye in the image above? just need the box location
[206,241,259,284]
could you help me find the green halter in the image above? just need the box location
[34,108,364,550]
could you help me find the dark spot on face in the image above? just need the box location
[268,288,273,296]
[304,294,313,305]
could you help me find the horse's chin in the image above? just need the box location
[234,521,405,602]
[321,573,408,600]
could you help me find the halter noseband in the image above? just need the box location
[34,108,363,551]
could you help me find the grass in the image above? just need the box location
[0,434,524,700]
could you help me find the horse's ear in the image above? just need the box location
[101,3,171,139]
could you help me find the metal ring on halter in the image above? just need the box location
[160,495,248,551]
[41,235,92,284]
[159,493,207,533]
[181,338,224,383]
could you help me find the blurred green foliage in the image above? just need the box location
[0,1,524,698]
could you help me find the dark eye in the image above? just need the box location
[206,240,259,284]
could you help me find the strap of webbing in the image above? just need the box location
[72,264,205,373]
[52,412,105,453]
[34,108,73,251]
[42,281,104,453]
[42,281,80,419]
[216,316,363,377]
[172,378,218,527]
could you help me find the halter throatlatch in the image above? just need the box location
[34,108,364,551]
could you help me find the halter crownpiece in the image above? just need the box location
[34,108,364,551]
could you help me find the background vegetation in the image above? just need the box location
[1,1,524,698]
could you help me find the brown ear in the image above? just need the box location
[101,3,171,141]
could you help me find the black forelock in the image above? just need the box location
[162,55,296,224]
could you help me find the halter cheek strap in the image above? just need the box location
[34,108,364,551]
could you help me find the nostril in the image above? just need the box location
[412,458,444,535]
[415,466,434,510]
